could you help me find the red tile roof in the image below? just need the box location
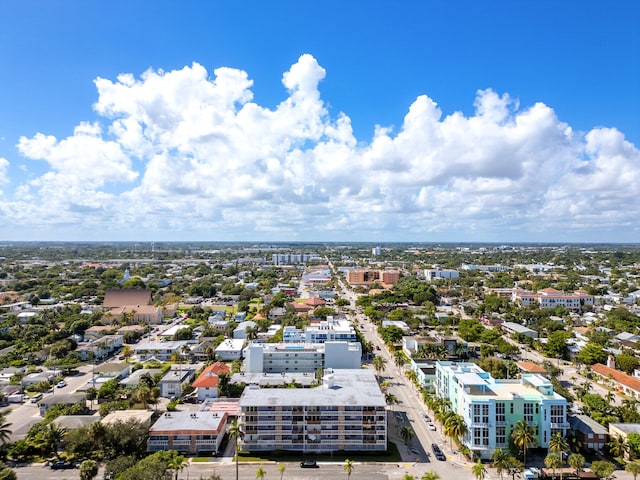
[592,363,640,394]
[517,361,547,374]
[305,297,326,307]
[192,362,229,388]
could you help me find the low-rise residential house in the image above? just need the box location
[76,334,123,361]
[233,321,257,340]
[190,339,218,362]
[52,415,100,430]
[192,362,231,401]
[516,361,548,377]
[134,341,190,362]
[158,368,196,399]
[148,411,228,454]
[569,414,609,452]
[501,322,538,339]
[609,423,640,459]
[120,368,163,389]
[591,363,640,400]
[21,371,55,387]
[38,393,86,416]
[92,363,131,380]
[102,409,155,427]
[215,339,245,361]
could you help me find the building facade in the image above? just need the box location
[148,411,227,454]
[244,341,361,374]
[239,369,387,453]
[434,362,569,460]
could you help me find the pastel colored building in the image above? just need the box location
[434,361,568,460]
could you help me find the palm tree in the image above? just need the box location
[506,455,524,480]
[121,345,133,363]
[278,463,285,480]
[255,466,267,480]
[443,413,467,450]
[45,423,66,458]
[385,392,398,410]
[492,448,510,480]
[568,453,585,477]
[421,471,440,480]
[136,384,152,409]
[0,412,12,446]
[228,419,245,480]
[545,453,562,480]
[626,461,640,480]
[406,369,417,385]
[400,425,415,445]
[472,459,487,480]
[372,355,387,381]
[343,458,355,478]
[608,434,630,460]
[511,420,537,467]
[167,452,187,480]
[549,432,569,480]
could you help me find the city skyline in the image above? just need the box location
[0,1,638,243]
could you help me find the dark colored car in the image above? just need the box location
[300,460,319,468]
[50,460,76,469]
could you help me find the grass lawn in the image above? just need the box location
[236,442,401,463]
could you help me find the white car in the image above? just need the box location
[56,380,67,388]
[427,423,436,431]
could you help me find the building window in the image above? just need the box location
[524,403,534,423]
[473,428,489,447]
[496,403,505,423]
[473,404,489,424]
[510,403,514,414]
[496,426,506,445]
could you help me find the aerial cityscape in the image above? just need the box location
[0,242,638,480]
[0,1,638,479]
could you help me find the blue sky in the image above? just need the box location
[0,1,638,242]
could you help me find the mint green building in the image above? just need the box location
[434,361,568,459]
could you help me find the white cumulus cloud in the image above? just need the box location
[3,54,639,241]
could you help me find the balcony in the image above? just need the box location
[551,422,570,429]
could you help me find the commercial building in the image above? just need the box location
[424,269,460,281]
[434,361,569,460]
[239,369,387,453]
[512,288,594,311]
[244,341,361,373]
[346,269,399,286]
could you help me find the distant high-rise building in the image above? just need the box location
[372,246,381,256]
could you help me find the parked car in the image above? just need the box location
[422,414,431,423]
[375,345,381,350]
[56,380,67,388]
[300,460,319,468]
[427,422,436,431]
[50,460,77,469]
[409,447,421,455]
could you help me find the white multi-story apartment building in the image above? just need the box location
[244,341,361,373]
[239,369,387,453]
[424,269,460,281]
[282,317,356,343]
[435,362,569,460]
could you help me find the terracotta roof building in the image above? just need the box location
[592,363,640,400]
